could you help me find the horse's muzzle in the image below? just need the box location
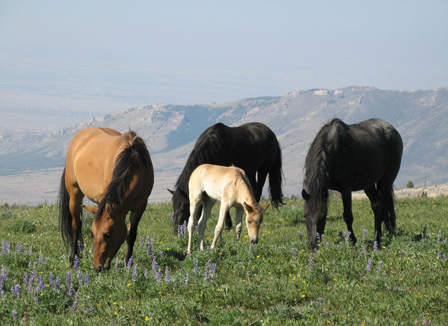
[249,235,258,244]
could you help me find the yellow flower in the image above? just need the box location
[301,294,306,298]
[257,255,260,258]
[114,312,117,315]
[333,278,337,281]
[128,283,132,286]
[40,293,43,296]
[145,316,149,321]
[114,302,118,305]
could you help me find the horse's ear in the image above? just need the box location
[260,203,270,211]
[81,205,98,214]
[243,202,254,213]
[105,203,113,214]
[302,189,310,201]
[178,188,188,198]
[167,189,175,195]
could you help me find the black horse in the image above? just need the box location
[302,118,403,249]
[170,122,284,234]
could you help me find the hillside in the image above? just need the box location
[0,86,447,205]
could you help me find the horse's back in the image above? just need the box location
[65,128,126,203]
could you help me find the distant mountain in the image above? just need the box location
[0,86,447,204]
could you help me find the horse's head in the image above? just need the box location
[85,204,127,271]
[168,188,190,235]
[243,202,269,244]
[302,189,328,250]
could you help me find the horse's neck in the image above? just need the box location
[235,179,256,206]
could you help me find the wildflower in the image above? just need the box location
[140,236,144,246]
[28,246,33,255]
[185,272,190,284]
[48,273,54,288]
[438,251,447,260]
[165,266,171,283]
[373,241,378,251]
[308,252,314,269]
[17,242,23,253]
[132,264,138,281]
[362,229,367,242]
[291,247,298,259]
[362,247,366,254]
[11,282,20,297]
[193,258,199,276]
[55,276,61,292]
[115,257,120,271]
[127,256,134,268]
[301,294,306,298]
[77,270,83,285]
[12,309,18,320]
[23,272,29,285]
[152,258,161,283]
[0,265,7,281]
[74,255,79,269]
[366,258,372,272]
[84,271,90,287]
[0,280,4,297]
[436,230,442,243]
[376,261,383,277]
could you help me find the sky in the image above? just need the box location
[1,0,447,121]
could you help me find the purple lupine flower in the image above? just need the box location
[179,277,184,284]
[28,246,33,255]
[193,258,199,276]
[362,229,367,242]
[376,261,383,277]
[127,256,134,269]
[77,270,83,285]
[28,268,36,293]
[373,241,378,251]
[86,307,94,314]
[366,258,372,272]
[308,252,314,269]
[165,266,171,283]
[345,231,351,242]
[438,251,447,260]
[74,255,79,270]
[291,247,298,259]
[66,272,71,286]
[204,260,211,281]
[77,241,84,257]
[139,236,144,246]
[284,234,288,243]
[0,280,4,297]
[70,291,78,313]
[28,261,33,269]
[436,230,442,243]
[17,242,23,253]
[67,283,74,297]
[170,212,174,222]
[11,282,20,297]
[211,263,217,276]
[132,264,138,281]
[49,273,54,288]
[362,247,366,254]
[0,265,7,281]
[185,272,190,284]
[55,276,61,292]
[12,309,17,320]
[37,276,45,294]
[84,271,90,287]
[152,258,161,283]
[23,272,29,285]
[39,254,46,266]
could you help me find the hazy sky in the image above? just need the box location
[1,0,447,116]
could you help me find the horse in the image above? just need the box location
[187,164,269,254]
[170,122,283,235]
[58,127,154,271]
[301,118,403,249]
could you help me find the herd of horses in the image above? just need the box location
[58,118,403,271]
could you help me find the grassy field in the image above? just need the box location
[0,196,447,325]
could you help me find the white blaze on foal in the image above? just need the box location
[187,164,269,255]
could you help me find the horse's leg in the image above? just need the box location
[68,192,83,266]
[341,190,357,244]
[364,185,380,219]
[234,206,244,239]
[386,190,397,233]
[187,196,201,255]
[197,198,214,251]
[379,180,396,234]
[254,170,269,203]
[125,202,147,265]
[211,202,230,248]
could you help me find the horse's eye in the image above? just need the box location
[248,220,252,224]
[104,233,111,238]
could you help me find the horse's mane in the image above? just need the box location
[235,168,262,211]
[172,123,229,206]
[303,119,340,212]
[94,131,150,221]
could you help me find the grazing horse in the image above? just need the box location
[302,118,403,249]
[170,122,283,234]
[187,164,269,255]
[58,127,154,271]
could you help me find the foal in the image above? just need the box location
[187,164,269,255]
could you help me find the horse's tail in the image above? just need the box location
[269,145,284,208]
[58,167,72,248]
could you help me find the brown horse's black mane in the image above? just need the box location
[94,131,150,221]
[303,119,340,213]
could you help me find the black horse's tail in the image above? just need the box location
[58,168,72,248]
[269,146,284,208]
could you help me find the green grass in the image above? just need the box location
[0,196,447,325]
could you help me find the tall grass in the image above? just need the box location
[0,196,447,325]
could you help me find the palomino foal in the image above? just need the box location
[187,164,269,255]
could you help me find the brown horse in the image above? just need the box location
[58,127,154,271]
[187,164,269,255]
